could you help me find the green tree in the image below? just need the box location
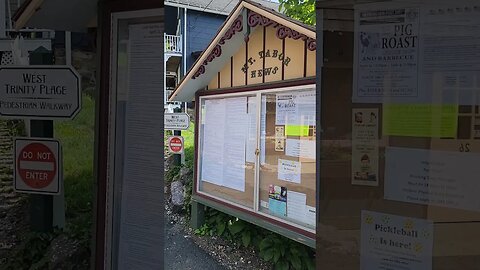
[279,0,316,26]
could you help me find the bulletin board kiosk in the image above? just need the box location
[317,0,480,269]
[95,1,164,269]
[170,0,316,246]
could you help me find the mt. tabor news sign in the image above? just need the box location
[0,66,81,119]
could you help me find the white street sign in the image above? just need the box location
[14,138,61,195]
[0,66,81,119]
[165,113,190,130]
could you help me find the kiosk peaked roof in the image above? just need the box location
[169,0,316,102]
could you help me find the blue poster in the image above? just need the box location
[268,185,287,217]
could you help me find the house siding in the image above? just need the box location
[165,6,178,35]
[186,10,226,70]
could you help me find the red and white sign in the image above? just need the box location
[168,136,184,154]
[14,138,61,195]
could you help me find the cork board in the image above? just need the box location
[198,95,256,209]
[200,165,255,209]
[318,28,480,267]
[258,92,316,228]
[198,88,316,228]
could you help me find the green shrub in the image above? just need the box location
[194,207,315,270]
[2,231,59,270]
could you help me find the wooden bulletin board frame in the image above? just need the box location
[194,78,316,246]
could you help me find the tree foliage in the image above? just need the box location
[279,0,316,26]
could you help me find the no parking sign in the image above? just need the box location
[14,138,61,195]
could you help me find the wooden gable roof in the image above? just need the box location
[169,0,316,101]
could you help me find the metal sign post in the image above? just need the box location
[173,108,182,166]
[28,47,54,232]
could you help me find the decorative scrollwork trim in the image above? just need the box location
[191,10,316,80]
[192,16,243,79]
[247,10,316,51]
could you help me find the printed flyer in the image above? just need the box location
[384,147,480,212]
[276,94,297,125]
[278,159,302,184]
[361,211,433,270]
[353,5,420,102]
[353,3,480,104]
[276,89,315,126]
[352,108,379,186]
[268,185,287,217]
[275,126,285,151]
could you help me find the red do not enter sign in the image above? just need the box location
[15,138,60,195]
[168,136,184,154]
[18,143,56,188]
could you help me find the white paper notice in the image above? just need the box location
[285,139,315,159]
[354,3,480,105]
[278,159,301,183]
[353,5,420,102]
[418,4,480,105]
[305,206,316,226]
[275,90,316,126]
[384,147,480,212]
[287,191,307,223]
[260,95,266,164]
[361,211,433,270]
[201,99,226,186]
[352,108,379,186]
[275,93,298,125]
[201,97,248,192]
[297,90,316,126]
[223,97,247,192]
[117,23,164,270]
[246,97,257,163]
[261,200,269,209]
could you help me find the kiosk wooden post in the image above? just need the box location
[190,200,205,229]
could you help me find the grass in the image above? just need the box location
[54,94,95,255]
[183,122,195,149]
[2,95,95,269]
[183,122,195,168]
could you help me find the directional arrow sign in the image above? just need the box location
[0,66,81,119]
[165,113,190,130]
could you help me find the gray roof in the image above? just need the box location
[165,0,280,15]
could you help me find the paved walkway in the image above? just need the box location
[164,217,226,270]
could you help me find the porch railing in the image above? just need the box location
[164,34,182,54]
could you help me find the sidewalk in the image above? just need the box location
[164,216,226,270]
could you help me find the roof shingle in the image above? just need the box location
[165,0,280,15]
